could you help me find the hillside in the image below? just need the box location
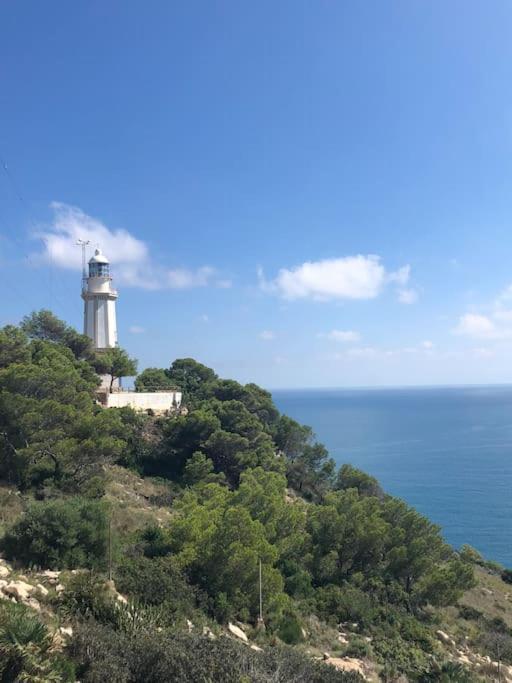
[0,311,511,682]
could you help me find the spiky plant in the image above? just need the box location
[0,600,72,682]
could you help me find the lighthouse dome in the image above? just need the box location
[88,249,110,277]
[89,249,109,265]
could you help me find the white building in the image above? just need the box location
[82,249,118,350]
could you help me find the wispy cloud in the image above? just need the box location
[453,313,500,339]
[259,255,411,301]
[259,330,275,341]
[320,329,361,343]
[34,202,228,290]
[129,325,145,334]
[397,288,418,304]
[453,313,512,340]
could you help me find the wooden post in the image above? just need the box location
[257,558,265,630]
[108,515,112,582]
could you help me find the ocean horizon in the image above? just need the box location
[272,385,512,567]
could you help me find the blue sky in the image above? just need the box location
[2,1,512,388]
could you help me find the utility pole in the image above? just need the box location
[76,239,90,291]
[257,558,265,630]
[107,515,113,582]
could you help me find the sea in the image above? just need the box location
[272,386,512,567]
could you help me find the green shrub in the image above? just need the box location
[0,600,74,681]
[58,572,118,624]
[502,568,512,585]
[316,584,378,626]
[276,610,304,644]
[1,498,108,569]
[69,622,362,682]
[115,555,200,615]
[458,605,483,621]
[345,637,371,658]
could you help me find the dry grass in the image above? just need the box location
[460,565,512,627]
[104,465,174,536]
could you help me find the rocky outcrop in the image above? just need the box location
[2,580,34,602]
[228,622,248,642]
[325,656,366,677]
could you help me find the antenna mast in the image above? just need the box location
[76,239,90,291]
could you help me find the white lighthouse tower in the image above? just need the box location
[82,249,118,350]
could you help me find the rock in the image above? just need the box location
[26,597,41,612]
[338,635,348,644]
[301,627,308,640]
[186,618,194,632]
[116,593,128,604]
[250,644,263,652]
[228,622,248,642]
[202,626,216,640]
[0,580,7,591]
[2,580,34,602]
[325,657,365,677]
[40,570,60,584]
[436,630,455,647]
[35,584,49,597]
[323,652,331,660]
[481,587,493,595]
[55,584,65,593]
[59,626,73,638]
[0,565,10,579]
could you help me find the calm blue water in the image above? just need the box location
[272,386,512,567]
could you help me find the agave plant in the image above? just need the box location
[0,601,71,682]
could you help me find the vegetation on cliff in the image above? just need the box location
[0,311,510,681]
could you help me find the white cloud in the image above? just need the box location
[388,264,411,286]
[200,314,210,323]
[453,313,503,340]
[259,330,275,340]
[397,288,418,304]
[129,325,145,334]
[34,202,225,290]
[322,329,361,343]
[421,340,434,349]
[260,255,410,301]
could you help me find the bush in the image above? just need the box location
[501,568,512,585]
[345,637,371,658]
[69,622,362,683]
[276,610,304,644]
[459,605,483,621]
[0,600,74,681]
[58,572,118,624]
[1,498,108,569]
[316,584,378,626]
[115,555,200,615]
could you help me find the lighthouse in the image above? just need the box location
[82,249,118,350]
